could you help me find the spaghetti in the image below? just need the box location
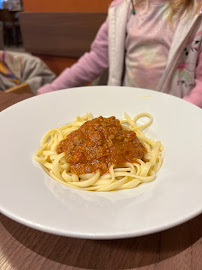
[34,113,163,192]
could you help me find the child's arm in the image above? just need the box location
[37,19,109,94]
[183,50,202,108]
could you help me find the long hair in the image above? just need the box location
[133,0,202,23]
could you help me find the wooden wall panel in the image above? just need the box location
[34,55,78,76]
[20,1,110,75]
[23,0,112,12]
[20,12,107,58]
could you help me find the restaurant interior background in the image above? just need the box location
[0,0,111,78]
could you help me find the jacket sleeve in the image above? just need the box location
[183,48,202,108]
[37,18,109,94]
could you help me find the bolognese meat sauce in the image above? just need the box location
[56,116,146,175]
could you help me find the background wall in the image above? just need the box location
[22,0,111,76]
[23,0,112,12]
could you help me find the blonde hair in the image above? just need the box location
[134,0,202,23]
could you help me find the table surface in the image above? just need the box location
[0,91,202,270]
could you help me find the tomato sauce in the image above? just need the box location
[57,116,146,175]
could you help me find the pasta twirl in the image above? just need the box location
[34,113,163,192]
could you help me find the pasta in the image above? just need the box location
[34,113,163,192]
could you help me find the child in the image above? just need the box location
[0,50,55,93]
[37,0,202,108]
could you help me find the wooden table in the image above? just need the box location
[0,91,202,270]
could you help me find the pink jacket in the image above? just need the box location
[38,0,202,108]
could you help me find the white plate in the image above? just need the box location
[0,86,202,239]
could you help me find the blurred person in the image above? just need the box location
[37,0,202,108]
